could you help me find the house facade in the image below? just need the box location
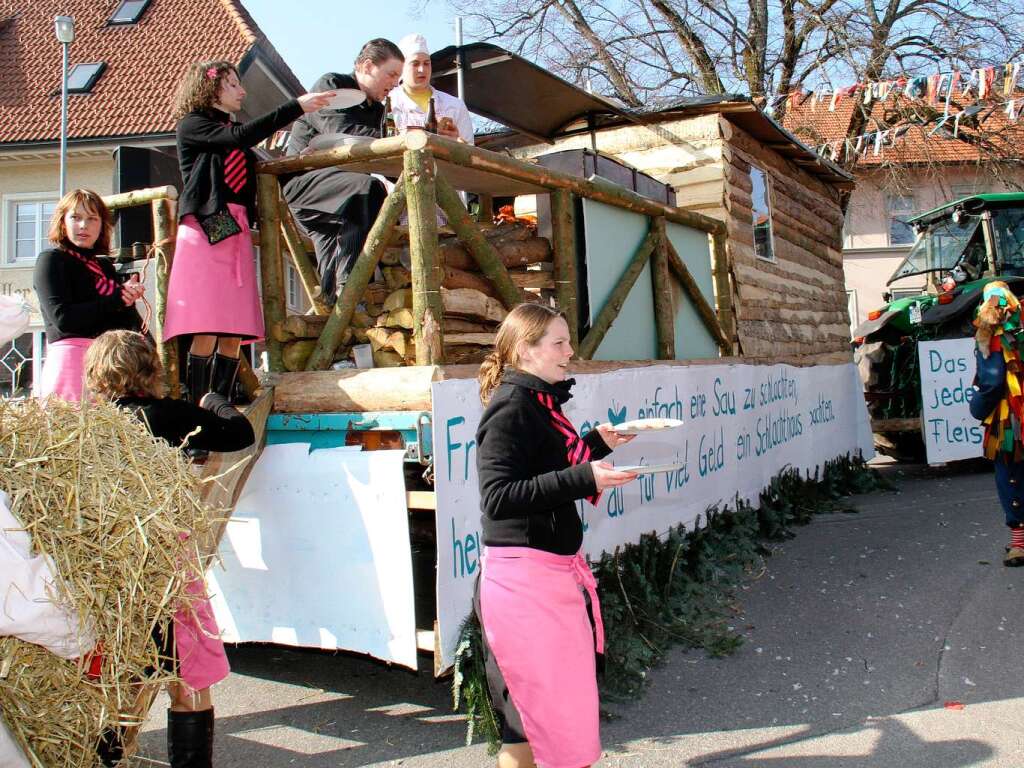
[0,0,303,395]
[782,95,1024,330]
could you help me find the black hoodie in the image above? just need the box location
[476,369,611,555]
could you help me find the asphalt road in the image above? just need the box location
[135,460,1024,767]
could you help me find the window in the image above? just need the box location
[109,0,151,24]
[0,332,39,398]
[750,165,775,261]
[67,63,106,93]
[286,263,301,311]
[950,184,977,202]
[887,194,916,246]
[3,195,57,265]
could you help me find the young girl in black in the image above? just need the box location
[85,330,254,767]
[33,189,144,401]
[164,60,334,403]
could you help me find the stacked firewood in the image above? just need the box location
[278,222,555,370]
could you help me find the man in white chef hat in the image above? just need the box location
[389,32,475,143]
[0,295,93,767]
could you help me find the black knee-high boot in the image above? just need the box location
[209,354,240,402]
[186,353,213,404]
[167,708,214,768]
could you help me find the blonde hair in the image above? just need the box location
[478,303,565,404]
[85,331,164,401]
[173,60,238,119]
[48,189,112,254]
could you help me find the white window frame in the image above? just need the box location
[2,191,59,267]
[749,164,777,263]
[285,262,301,312]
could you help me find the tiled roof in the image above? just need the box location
[0,0,302,144]
[781,91,1024,166]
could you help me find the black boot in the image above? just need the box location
[209,354,241,403]
[186,353,213,404]
[97,726,124,766]
[167,708,214,768]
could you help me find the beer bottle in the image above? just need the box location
[425,96,438,133]
[383,96,396,137]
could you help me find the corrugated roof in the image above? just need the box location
[0,0,302,145]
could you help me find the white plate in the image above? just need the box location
[611,418,684,435]
[322,88,366,110]
[616,462,688,475]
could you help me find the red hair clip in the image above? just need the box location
[206,66,218,80]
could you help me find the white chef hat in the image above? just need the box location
[399,33,429,60]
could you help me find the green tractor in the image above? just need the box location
[853,193,1024,461]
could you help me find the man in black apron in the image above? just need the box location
[283,39,404,303]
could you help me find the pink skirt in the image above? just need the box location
[479,547,604,768]
[37,338,93,402]
[174,575,229,691]
[163,203,263,342]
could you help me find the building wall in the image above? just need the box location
[0,154,115,328]
[718,117,851,365]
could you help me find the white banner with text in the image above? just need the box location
[431,362,874,669]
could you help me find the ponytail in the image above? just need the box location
[477,350,504,404]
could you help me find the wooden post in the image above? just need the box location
[711,232,736,353]
[550,190,579,349]
[256,174,286,372]
[650,217,675,360]
[103,185,178,210]
[664,237,732,354]
[476,193,494,224]
[434,174,521,310]
[305,180,407,370]
[577,222,658,360]
[150,197,180,398]
[404,144,445,365]
[278,197,329,315]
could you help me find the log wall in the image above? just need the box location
[718,117,851,365]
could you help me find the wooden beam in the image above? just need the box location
[102,185,177,210]
[278,197,329,315]
[663,237,731,355]
[650,217,675,360]
[274,366,439,412]
[475,193,494,224]
[577,223,658,360]
[711,231,736,353]
[304,179,407,370]
[256,134,410,175]
[434,173,521,310]
[256,174,287,371]
[149,197,180,398]
[550,189,579,349]
[422,134,726,235]
[405,148,445,365]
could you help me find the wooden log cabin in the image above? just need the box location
[472,85,856,366]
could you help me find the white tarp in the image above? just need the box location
[432,361,874,669]
[207,444,418,669]
[918,338,984,464]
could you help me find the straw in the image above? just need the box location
[0,397,220,767]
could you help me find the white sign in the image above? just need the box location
[431,362,874,669]
[207,444,419,669]
[918,338,984,465]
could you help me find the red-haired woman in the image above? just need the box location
[32,188,145,401]
[164,61,333,403]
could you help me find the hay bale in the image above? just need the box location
[0,398,219,767]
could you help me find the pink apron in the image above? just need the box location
[479,546,604,768]
[163,203,263,342]
[174,575,229,691]
[37,338,93,402]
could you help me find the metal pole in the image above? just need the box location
[59,41,69,197]
[454,17,464,100]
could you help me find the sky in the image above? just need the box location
[243,1,463,90]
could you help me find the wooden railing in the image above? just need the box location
[255,131,736,372]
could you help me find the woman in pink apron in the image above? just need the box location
[475,303,638,767]
[33,189,144,402]
[166,61,333,403]
[85,330,255,767]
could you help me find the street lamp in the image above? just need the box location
[54,15,74,197]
